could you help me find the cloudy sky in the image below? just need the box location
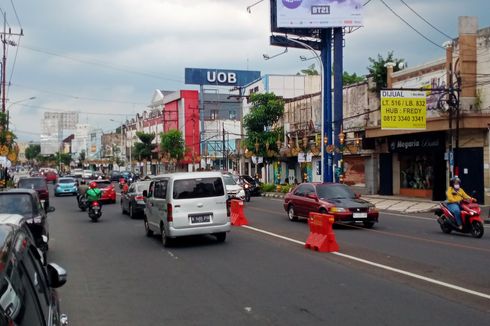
[3,0,490,141]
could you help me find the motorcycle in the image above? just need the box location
[88,201,102,222]
[434,199,484,238]
[78,195,88,211]
[243,182,251,202]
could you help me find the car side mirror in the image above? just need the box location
[307,193,318,200]
[47,263,67,288]
[142,190,148,198]
[47,206,55,213]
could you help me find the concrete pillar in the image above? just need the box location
[458,16,478,109]
[385,62,396,89]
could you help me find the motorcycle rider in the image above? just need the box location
[446,176,474,230]
[86,181,102,208]
[77,180,89,204]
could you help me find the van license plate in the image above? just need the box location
[190,215,211,223]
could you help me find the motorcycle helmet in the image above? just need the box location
[449,176,461,187]
[89,181,97,189]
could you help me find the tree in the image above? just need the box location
[367,51,405,92]
[243,93,284,157]
[56,152,72,166]
[133,131,156,161]
[25,144,41,161]
[343,71,365,86]
[298,63,319,76]
[160,130,185,170]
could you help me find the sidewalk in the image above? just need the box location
[261,192,440,213]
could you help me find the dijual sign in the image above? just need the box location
[381,90,427,130]
[185,68,261,87]
[276,0,363,28]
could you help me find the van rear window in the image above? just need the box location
[173,178,225,199]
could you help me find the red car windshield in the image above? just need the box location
[316,184,356,200]
[95,181,112,189]
[18,178,47,190]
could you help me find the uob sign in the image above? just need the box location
[185,68,261,87]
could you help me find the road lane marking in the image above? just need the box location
[248,206,490,253]
[381,212,434,221]
[242,225,490,300]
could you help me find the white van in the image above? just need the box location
[143,172,231,246]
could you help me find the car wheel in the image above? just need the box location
[160,224,172,247]
[129,204,135,219]
[215,232,226,243]
[288,205,298,221]
[144,218,153,237]
[363,221,375,229]
[121,200,126,214]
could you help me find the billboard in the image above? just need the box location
[381,90,427,130]
[276,0,363,28]
[185,68,261,87]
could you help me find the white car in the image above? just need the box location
[82,170,93,179]
[222,174,245,200]
[143,172,231,246]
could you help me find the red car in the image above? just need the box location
[43,171,58,184]
[283,183,379,228]
[93,180,116,203]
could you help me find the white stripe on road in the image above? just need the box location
[241,225,490,300]
[381,211,434,221]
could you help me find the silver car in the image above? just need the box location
[143,172,231,246]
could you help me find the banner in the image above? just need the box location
[381,90,427,130]
[276,0,363,28]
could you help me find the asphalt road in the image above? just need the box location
[47,191,490,326]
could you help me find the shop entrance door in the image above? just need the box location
[457,147,484,203]
[379,153,393,195]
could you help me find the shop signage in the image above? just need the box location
[276,0,364,28]
[185,68,261,86]
[298,152,306,163]
[381,90,427,130]
[388,133,444,152]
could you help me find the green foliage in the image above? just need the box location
[367,51,405,92]
[281,184,293,193]
[260,183,276,192]
[243,93,284,157]
[343,71,365,86]
[160,129,185,162]
[79,150,86,162]
[133,132,156,161]
[25,144,41,160]
[299,63,319,76]
[57,152,72,166]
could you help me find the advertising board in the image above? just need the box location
[381,90,427,130]
[276,0,363,28]
[185,68,261,87]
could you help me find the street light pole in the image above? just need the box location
[6,96,36,131]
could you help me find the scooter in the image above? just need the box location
[78,195,88,211]
[434,199,484,238]
[88,201,102,222]
[243,182,251,202]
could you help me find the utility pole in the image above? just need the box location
[1,12,23,113]
[222,122,226,170]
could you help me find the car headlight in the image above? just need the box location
[329,207,347,213]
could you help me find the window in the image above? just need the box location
[173,178,224,199]
[316,184,355,199]
[293,185,307,197]
[154,181,168,199]
[17,179,47,190]
[210,110,218,120]
[0,194,34,217]
[229,110,237,120]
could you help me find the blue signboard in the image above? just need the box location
[185,68,261,87]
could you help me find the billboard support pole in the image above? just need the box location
[322,28,333,183]
[333,27,344,183]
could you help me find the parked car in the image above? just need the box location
[92,179,116,203]
[43,170,58,184]
[0,214,68,325]
[71,168,83,178]
[0,189,55,253]
[143,172,230,246]
[283,183,379,228]
[17,177,50,212]
[120,180,151,218]
[54,177,78,196]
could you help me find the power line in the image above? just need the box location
[20,45,184,83]
[9,0,21,29]
[379,0,444,50]
[11,82,147,105]
[399,0,453,40]
[17,102,129,116]
[7,35,20,98]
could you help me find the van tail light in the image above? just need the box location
[167,203,173,222]
[135,195,144,201]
